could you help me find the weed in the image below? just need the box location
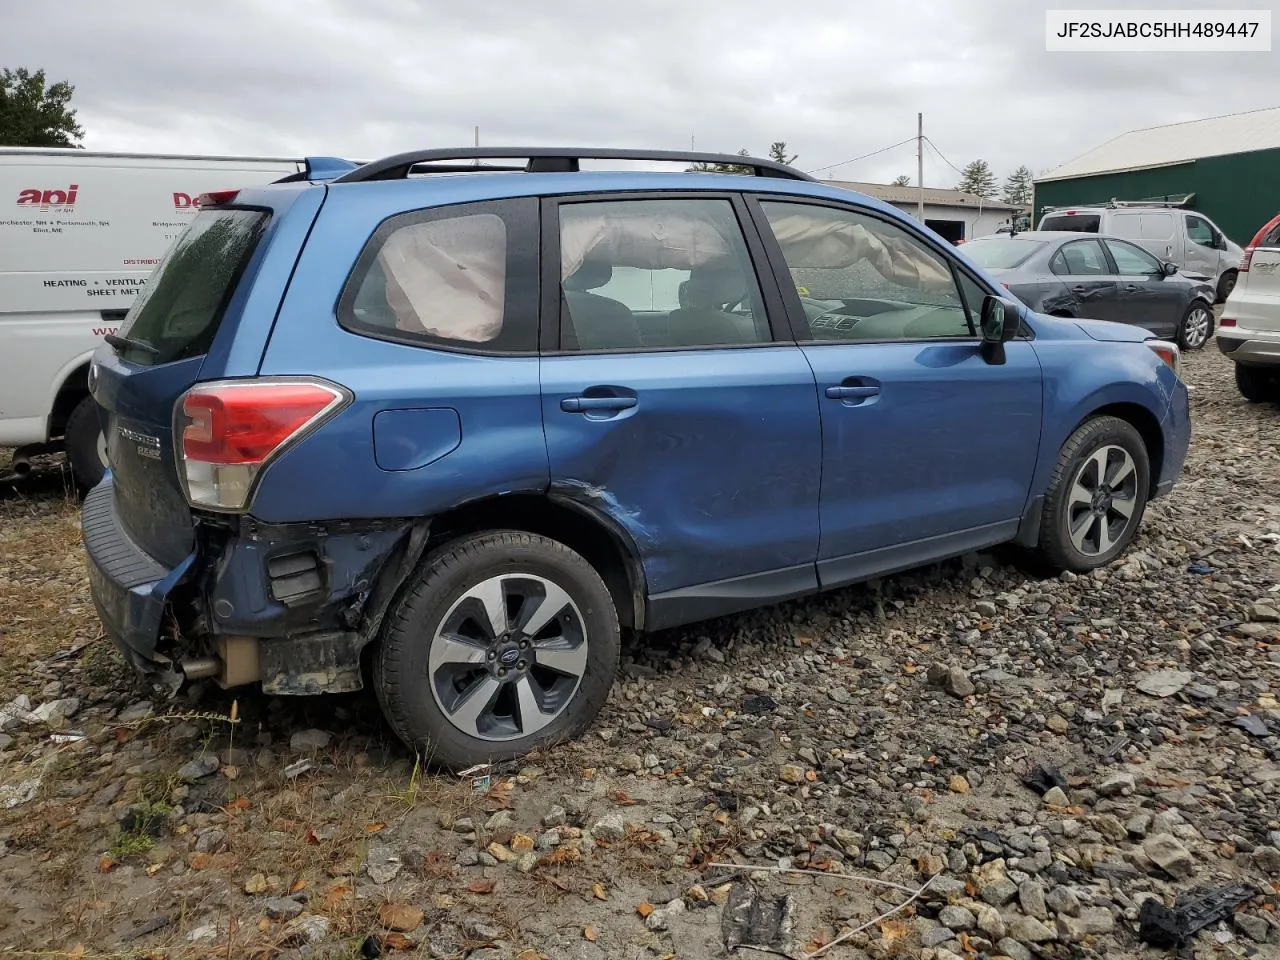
[108,832,154,859]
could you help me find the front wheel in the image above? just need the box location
[65,396,108,490]
[1235,363,1280,403]
[1176,301,1214,350]
[1036,416,1150,573]
[374,530,620,770]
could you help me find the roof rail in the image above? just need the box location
[1105,194,1195,209]
[331,147,816,184]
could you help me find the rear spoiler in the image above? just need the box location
[272,156,364,184]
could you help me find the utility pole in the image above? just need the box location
[916,112,924,222]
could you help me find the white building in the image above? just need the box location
[822,180,1020,243]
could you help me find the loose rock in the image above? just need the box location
[1143,835,1195,880]
[289,728,331,752]
[1136,670,1194,698]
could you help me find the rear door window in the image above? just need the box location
[555,196,771,351]
[1050,239,1109,276]
[1039,213,1101,233]
[115,209,269,366]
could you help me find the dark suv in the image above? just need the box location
[84,148,1190,768]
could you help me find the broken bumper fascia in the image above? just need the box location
[197,514,432,694]
[84,471,431,695]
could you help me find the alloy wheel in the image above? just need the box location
[1182,305,1212,348]
[428,574,587,741]
[1065,444,1139,557]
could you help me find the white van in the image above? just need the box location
[1037,202,1244,302]
[0,149,320,486]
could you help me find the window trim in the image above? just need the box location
[744,193,1022,346]
[335,196,541,357]
[1051,237,1111,278]
[1102,237,1162,276]
[538,190,794,356]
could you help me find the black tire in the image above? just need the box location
[1176,300,1214,350]
[65,396,107,490]
[1217,270,1238,303]
[1235,363,1280,403]
[1036,416,1150,573]
[373,530,620,770]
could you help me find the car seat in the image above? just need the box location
[562,260,642,350]
[668,261,754,346]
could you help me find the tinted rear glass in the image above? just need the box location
[115,208,269,366]
[962,238,1043,269]
[1040,214,1101,233]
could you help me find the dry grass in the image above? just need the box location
[0,459,98,685]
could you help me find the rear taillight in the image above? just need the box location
[176,378,349,511]
[1241,213,1280,273]
[1220,317,1237,327]
[1146,340,1181,377]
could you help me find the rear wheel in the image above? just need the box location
[1176,301,1214,350]
[374,530,620,770]
[1235,363,1280,403]
[65,396,107,490]
[1217,270,1238,303]
[1036,416,1150,572]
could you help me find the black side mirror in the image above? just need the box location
[980,295,1021,364]
[1161,261,1178,277]
[980,295,1021,343]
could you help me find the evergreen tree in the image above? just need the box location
[1002,165,1034,208]
[956,159,997,198]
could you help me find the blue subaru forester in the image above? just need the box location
[84,148,1190,768]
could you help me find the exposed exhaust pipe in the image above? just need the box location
[9,441,61,478]
[179,657,221,680]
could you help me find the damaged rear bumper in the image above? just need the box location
[83,476,429,695]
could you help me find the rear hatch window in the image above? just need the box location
[96,204,273,567]
[1040,214,1101,233]
[113,208,269,366]
[962,238,1043,269]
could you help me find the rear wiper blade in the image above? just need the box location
[104,333,159,358]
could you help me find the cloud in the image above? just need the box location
[7,0,1278,188]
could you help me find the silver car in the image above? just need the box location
[962,231,1218,349]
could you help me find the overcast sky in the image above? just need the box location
[6,0,1278,188]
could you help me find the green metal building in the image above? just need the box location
[1033,106,1280,244]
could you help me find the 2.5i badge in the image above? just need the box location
[118,426,161,460]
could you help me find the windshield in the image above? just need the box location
[115,208,270,366]
[1040,213,1101,233]
[961,238,1043,269]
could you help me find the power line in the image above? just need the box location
[805,138,917,176]
[923,136,965,175]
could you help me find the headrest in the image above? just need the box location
[682,260,744,309]
[565,258,613,291]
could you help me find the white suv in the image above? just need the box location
[1219,213,1280,400]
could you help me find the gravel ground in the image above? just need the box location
[0,341,1278,960]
